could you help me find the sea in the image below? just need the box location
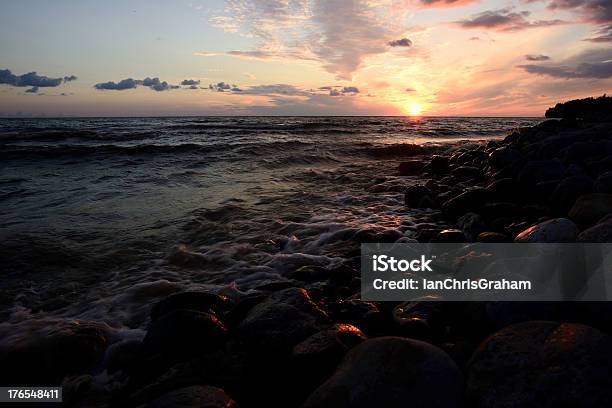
[0,116,542,341]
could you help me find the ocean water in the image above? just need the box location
[0,116,541,338]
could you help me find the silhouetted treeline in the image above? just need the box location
[545,95,612,120]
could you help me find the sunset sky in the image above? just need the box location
[0,0,610,116]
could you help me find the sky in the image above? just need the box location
[0,0,610,117]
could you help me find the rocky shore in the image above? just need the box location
[3,100,612,407]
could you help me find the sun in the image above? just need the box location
[409,102,423,116]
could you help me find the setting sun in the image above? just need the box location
[409,102,423,116]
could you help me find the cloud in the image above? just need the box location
[181,79,200,86]
[416,0,478,7]
[469,36,481,40]
[583,25,612,42]
[211,0,409,80]
[548,0,612,24]
[208,82,234,92]
[405,87,416,92]
[25,86,39,93]
[94,77,179,91]
[0,69,77,88]
[207,81,362,98]
[388,38,412,47]
[517,48,612,78]
[329,86,360,96]
[525,54,551,61]
[455,8,567,31]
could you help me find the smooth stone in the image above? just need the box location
[442,188,490,218]
[148,385,238,408]
[429,155,450,174]
[518,159,565,187]
[477,231,510,242]
[432,229,467,243]
[514,218,578,243]
[301,337,463,408]
[150,291,231,321]
[328,299,385,335]
[488,146,523,170]
[485,178,522,203]
[594,171,612,194]
[467,321,612,407]
[551,175,594,214]
[569,193,612,226]
[239,288,328,351]
[398,160,424,176]
[452,165,481,179]
[457,212,486,241]
[577,218,612,242]
[392,301,451,342]
[404,185,434,208]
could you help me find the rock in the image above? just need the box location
[103,338,141,374]
[457,212,486,241]
[148,385,238,408]
[453,165,481,180]
[562,141,612,164]
[398,160,424,176]
[467,321,612,407]
[224,293,267,328]
[514,218,578,243]
[488,146,523,170]
[392,300,451,342]
[551,175,593,214]
[476,231,509,242]
[577,217,612,242]
[150,291,231,321]
[327,299,385,335]
[518,159,565,187]
[292,324,367,398]
[432,229,466,243]
[485,178,522,203]
[479,202,519,222]
[442,188,490,218]
[301,337,463,408]
[594,171,612,194]
[0,320,109,385]
[428,155,450,174]
[569,193,612,226]
[239,288,328,351]
[404,185,435,208]
[141,310,228,366]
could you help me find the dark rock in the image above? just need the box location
[569,193,612,226]
[477,231,510,242]
[428,155,450,174]
[289,265,330,282]
[453,165,481,180]
[239,288,328,351]
[534,179,560,202]
[301,337,463,408]
[398,160,424,176]
[328,299,386,335]
[479,202,519,222]
[442,188,490,218]
[467,321,612,407]
[148,385,238,408]
[0,320,109,385]
[488,146,523,170]
[392,300,451,342]
[551,175,594,214]
[594,171,612,194]
[485,178,522,203]
[432,229,466,243]
[514,218,578,243]
[292,324,367,398]
[104,338,141,374]
[224,293,267,328]
[577,217,612,242]
[141,310,228,367]
[150,291,231,322]
[457,212,486,241]
[404,185,435,208]
[518,159,565,187]
[562,141,612,164]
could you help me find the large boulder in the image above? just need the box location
[0,320,110,385]
[467,321,612,407]
[569,194,612,226]
[551,175,593,214]
[577,216,612,242]
[442,188,490,218]
[239,288,328,351]
[488,146,523,170]
[518,159,565,187]
[301,337,463,408]
[514,218,578,243]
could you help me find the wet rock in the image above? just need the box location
[453,165,481,180]
[485,178,522,203]
[398,160,424,176]
[551,175,594,214]
[428,155,450,174]
[0,320,109,385]
[150,291,231,322]
[442,188,490,218]
[457,212,486,241]
[404,185,435,208]
[148,385,238,408]
[289,265,330,282]
[577,217,612,242]
[328,299,386,335]
[467,321,612,407]
[569,193,612,226]
[292,324,367,399]
[432,229,466,243]
[479,202,519,222]
[301,337,463,408]
[223,293,267,329]
[562,141,612,164]
[514,218,578,243]
[141,310,228,367]
[518,159,565,187]
[476,231,510,242]
[392,300,451,342]
[104,338,142,374]
[239,288,328,351]
[594,171,612,194]
[488,146,523,170]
